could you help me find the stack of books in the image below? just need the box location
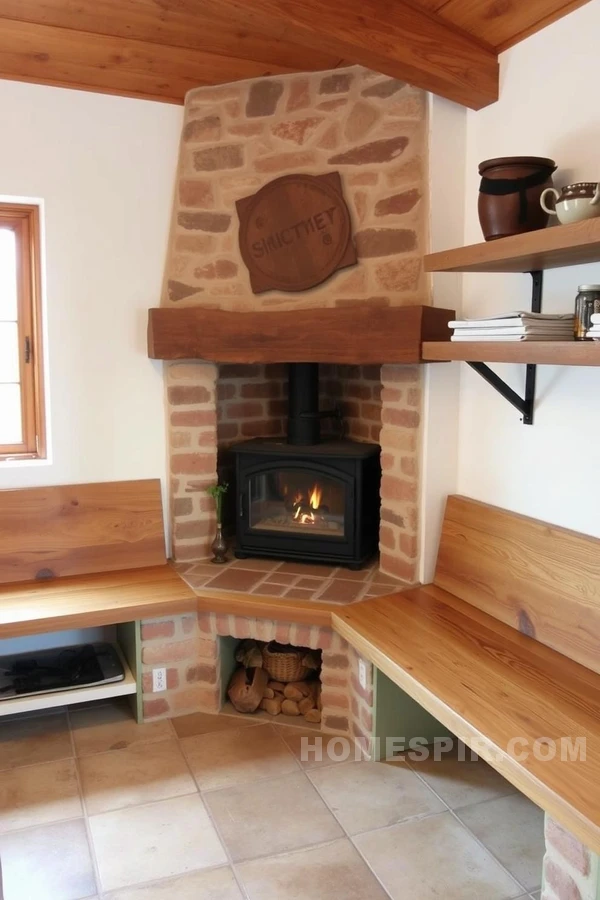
[586,313,600,340]
[449,311,575,342]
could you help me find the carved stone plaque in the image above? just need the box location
[236,172,357,294]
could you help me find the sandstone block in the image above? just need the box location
[362,78,405,99]
[272,116,323,146]
[345,101,379,142]
[320,72,353,94]
[355,228,416,258]
[193,145,243,172]
[329,136,409,166]
[175,234,216,254]
[375,189,421,217]
[183,115,221,143]
[178,180,215,208]
[177,211,231,233]
[194,259,238,279]
[287,77,311,112]
[375,257,422,292]
[167,280,203,303]
[254,150,317,174]
[246,80,284,117]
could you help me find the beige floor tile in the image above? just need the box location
[0,758,82,833]
[237,838,390,900]
[172,710,260,739]
[0,818,96,900]
[0,710,72,770]
[78,739,196,815]
[458,793,545,892]
[181,723,298,791]
[205,771,343,862]
[354,811,522,900]
[70,699,173,756]
[90,794,226,892]
[409,740,517,809]
[309,759,445,834]
[275,726,349,769]
[104,866,243,900]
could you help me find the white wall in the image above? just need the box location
[455,1,600,538]
[419,95,466,580]
[0,80,182,498]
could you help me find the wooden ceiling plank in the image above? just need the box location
[436,0,593,51]
[0,0,341,71]
[192,0,499,110]
[0,17,298,103]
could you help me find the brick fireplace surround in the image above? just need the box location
[144,64,593,900]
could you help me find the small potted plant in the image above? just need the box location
[206,482,229,564]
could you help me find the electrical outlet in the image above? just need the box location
[358,658,367,691]
[152,667,167,693]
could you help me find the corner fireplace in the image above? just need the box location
[232,363,381,569]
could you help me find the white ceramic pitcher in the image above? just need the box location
[540,182,600,225]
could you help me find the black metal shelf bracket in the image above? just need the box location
[466,270,542,426]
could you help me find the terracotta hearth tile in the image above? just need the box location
[363,583,402,599]
[284,587,322,601]
[251,582,287,597]
[262,573,298,586]
[331,567,372,582]
[295,577,327,591]
[371,572,406,588]
[229,558,278,571]
[185,574,215,589]
[277,562,339,577]
[186,563,222,577]
[203,568,266,593]
[316,581,368,604]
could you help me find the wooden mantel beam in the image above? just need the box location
[195,0,499,110]
[147,305,455,365]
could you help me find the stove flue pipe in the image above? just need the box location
[287,363,320,446]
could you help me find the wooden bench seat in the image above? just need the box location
[0,480,196,638]
[0,565,196,639]
[334,496,600,855]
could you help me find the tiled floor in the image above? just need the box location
[178,555,406,605]
[0,701,545,899]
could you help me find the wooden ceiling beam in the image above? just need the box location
[435,0,593,52]
[0,0,343,72]
[0,17,301,103]
[192,0,499,110]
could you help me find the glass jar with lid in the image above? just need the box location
[574,285,600,340]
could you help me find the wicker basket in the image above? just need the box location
[262,642,310,683]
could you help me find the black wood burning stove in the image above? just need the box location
[232,364,381,569]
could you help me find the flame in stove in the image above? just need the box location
[292,483,322,525]
[309,484,322,510]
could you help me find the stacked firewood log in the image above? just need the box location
[227,639,322,724]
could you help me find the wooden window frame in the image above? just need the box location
[0,203,46,460]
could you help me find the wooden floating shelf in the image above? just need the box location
[148,305,454,364]
[422,341,600,366]
[425,218,600,274]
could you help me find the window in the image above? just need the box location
[0,202,45,459]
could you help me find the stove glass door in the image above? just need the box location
[248,467,346,538]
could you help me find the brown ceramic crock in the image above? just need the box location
[478,156,557,241]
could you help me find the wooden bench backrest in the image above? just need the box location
[434,495,600,674]
[0,479,166,584]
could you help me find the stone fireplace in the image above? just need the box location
[161,63,429,583]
